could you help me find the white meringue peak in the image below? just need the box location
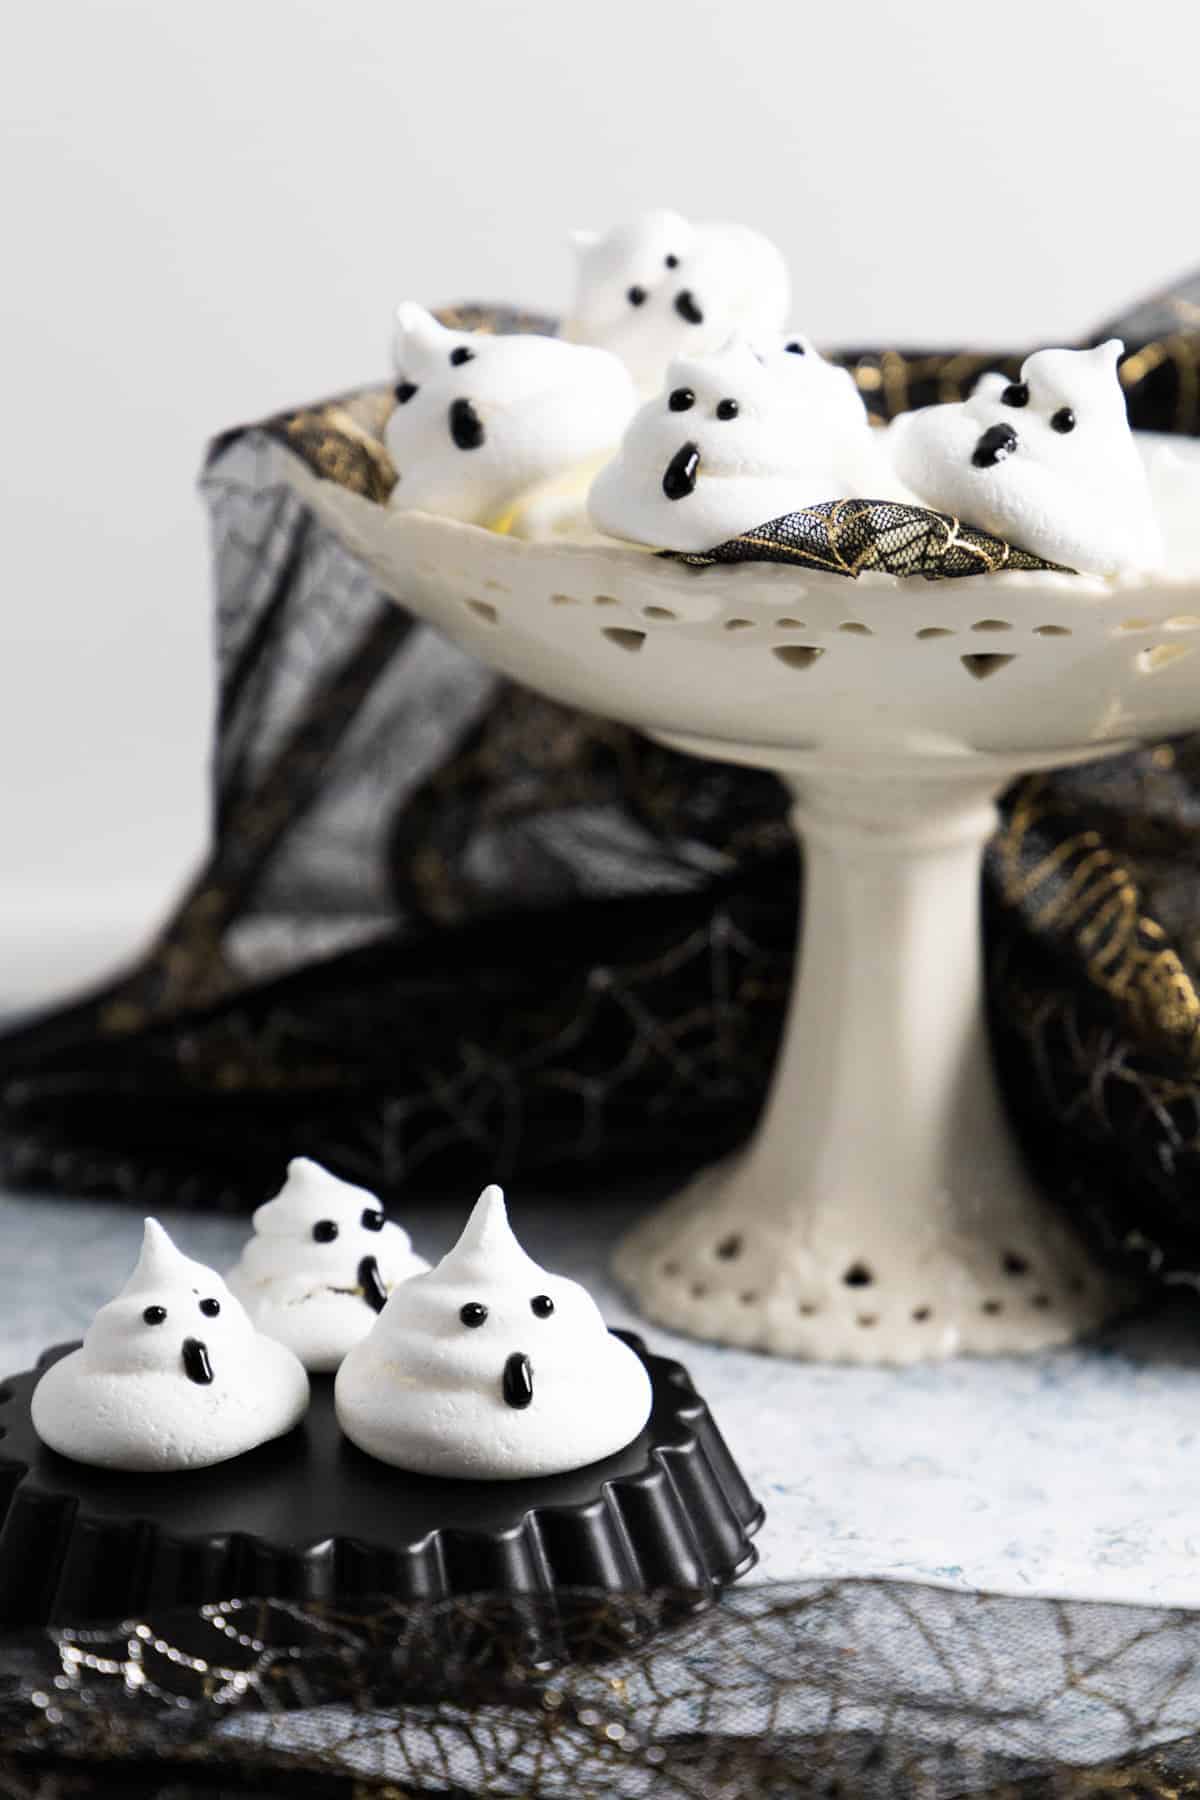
[31,1219,309,1471]
[563,209,791,395]
[335,1185,652,1480]
[889,340,1164,575]
[385,304,635,528]
[588,335,889,553]
[770,332,903,501]
[226,1158,430,1372]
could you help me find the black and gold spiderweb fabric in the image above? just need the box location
[0,286,1198,1793]
[667,496,1072,579]
[1,279,1197,1287]
[7,1582,1200,1798]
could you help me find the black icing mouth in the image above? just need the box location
[357,1255,388,1315]
[502,1352,534,1410]
[663,441,701,501]
[972,422,1019,469]
[674,289,704,325]
[449,397,485,451]
[182,1338,214,1386]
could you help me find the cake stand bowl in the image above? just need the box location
[283,451,1200,1364]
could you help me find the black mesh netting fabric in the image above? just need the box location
[9,1582,1200,1798]
[667,499,1073,578]
[1,278,1200,1791]
[0,279,1196,1266]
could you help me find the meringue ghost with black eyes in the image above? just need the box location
[563,209,791,394]
[589,337,885,553]
[335,1185,652,1479]
[31,1220,309,1471]
[226,1158,430,1372]
[889,339,1164,575]
[385,304,636,528]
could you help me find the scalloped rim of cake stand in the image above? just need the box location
[282,463,1200,775]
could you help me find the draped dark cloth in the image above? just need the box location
[1,281,1195,1287]
[1,276,1199,1793]
[4,1581,1200,1797]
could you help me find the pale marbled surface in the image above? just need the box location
[2,1181,1198,1606]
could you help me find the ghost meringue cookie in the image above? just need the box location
[589,336,873,553]
[335,1186,652,1479]
[385,304,636,528]
[31,1220,309,1472]
[563,208,790,394]
[225,1158,430,1373]
[771,332,909,501]
[890,339,1164,575]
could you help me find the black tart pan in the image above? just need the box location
[0,1331,762,1629]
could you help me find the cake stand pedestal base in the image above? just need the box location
[614,764,1134,1363]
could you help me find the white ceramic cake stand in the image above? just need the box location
[285,450,1200,1363]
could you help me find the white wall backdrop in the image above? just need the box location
[2,0,1197,1004]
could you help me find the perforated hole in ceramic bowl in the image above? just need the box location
[961,653,1018,680]
[773,646,824,671]
[1139,643,1195,673]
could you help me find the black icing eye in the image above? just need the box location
[668,387,695,412]
[143,1305,167,1326]
[460,1301,488,1328]
[1001,382,1029,407]
[449,346,474,366]
[716,398,739,420]
[665,254,679,269]
[394,380,418,405]
[1051,407,1076,433]
[785,340,806,355]
[199,1297,221,1318]
[361,1208,385,1232]
[531,1294,555,1318]
[312,1219,339,1243]
[627,285,647,307]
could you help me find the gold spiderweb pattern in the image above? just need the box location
[667,496,1070,580]
[985,737,1200,1280]
[8,1584,1200,1796]
[276,390,397,504]
[835,269,1200,435]
[995,772,1200,1071]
